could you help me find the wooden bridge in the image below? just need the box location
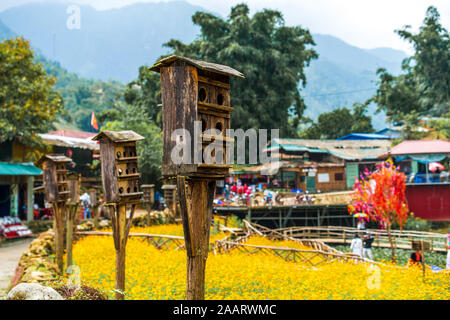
[273,225,448,253]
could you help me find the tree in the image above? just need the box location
[365,6,449,127]
[0,37,63,150]
[100,101,162,184]
[163,4,318,137]
[124,66,162,127]
[299,103,374,139]
[348,161,409,261]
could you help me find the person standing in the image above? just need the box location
[408,249,423,267]
[350,233,363,262]
[363,233,374,260]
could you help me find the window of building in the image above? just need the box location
[334,173,344,181]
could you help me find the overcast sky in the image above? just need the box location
[1,0,449,53]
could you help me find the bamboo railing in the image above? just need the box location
[76,231,186,250]
[273,226,447,253]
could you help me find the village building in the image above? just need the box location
[378,139,450,221]
[38,130,99,177]
[0,140,42,221]
[229,138,391,193]
[0,130,100,221]
[37,130,101,191]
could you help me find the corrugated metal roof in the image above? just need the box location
[264,143,327,153]
[231,160,344,175]
[39,133,99,150]
[0,162,42,176]
[149,55,244,79]
[268,138,391,161]
[385,140,450,156]
[46,130,96,139]
[337,133,392,140]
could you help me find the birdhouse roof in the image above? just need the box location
[161,184,176,190]
[36,154,72,167]
[149,55,244,79]
[92,130,145,143]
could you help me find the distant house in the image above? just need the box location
[378,139,450,221]
[39,129,100,179]
[229,138,391,193]
[0,141,42,221]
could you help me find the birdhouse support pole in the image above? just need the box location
[177,177,216,300]
[110,203,136,300]
[52,202,66,274]
[65,203,79,269]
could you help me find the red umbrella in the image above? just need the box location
[428,162,445,172]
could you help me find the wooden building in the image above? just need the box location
[0,140,43,221]
[229,138,390,193]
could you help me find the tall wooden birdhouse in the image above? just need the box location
[37,155,72,203]
[92,130,144,204]
[150,55,244,179]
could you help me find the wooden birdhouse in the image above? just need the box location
[161,184,176,213]
[141,184,155,205]
[92,130,144,204]
[37,155,72,203]
[149,55,244,179]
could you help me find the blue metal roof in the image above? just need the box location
[267,143,329,154]
[376,128,401,139]
[337,133,392,140]
[0,162,42,176]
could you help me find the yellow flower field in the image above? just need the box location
[97,223,228,243]
[245,236,315,250]
[72,230,449,300]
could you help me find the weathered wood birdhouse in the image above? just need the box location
[141,184,155,205]
[150,55,244,179]
[92,131,144,204]
[37,155,72,203]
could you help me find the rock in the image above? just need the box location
[7,283,64,300]
[99,219,110,228]
[77,221,95,231]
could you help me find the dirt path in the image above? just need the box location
[0,239,32,298]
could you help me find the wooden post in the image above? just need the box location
[111,204,134,300]
[53,202,65,274]
[65,204,78,268]
[37,155,71,274]
[66,173,79,269]
[92,130,144,300]
[177,177,216,300]
[150,55,243,300]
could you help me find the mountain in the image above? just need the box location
[0,17,15,40]
[0,1,408,130]
[0,1,203,81]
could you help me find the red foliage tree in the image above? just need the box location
[348,160,409,260]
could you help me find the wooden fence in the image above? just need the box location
[273,226,447,253]
[76,231,186,250]
[211,220,372,266]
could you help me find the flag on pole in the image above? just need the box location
[91,112,99,131]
